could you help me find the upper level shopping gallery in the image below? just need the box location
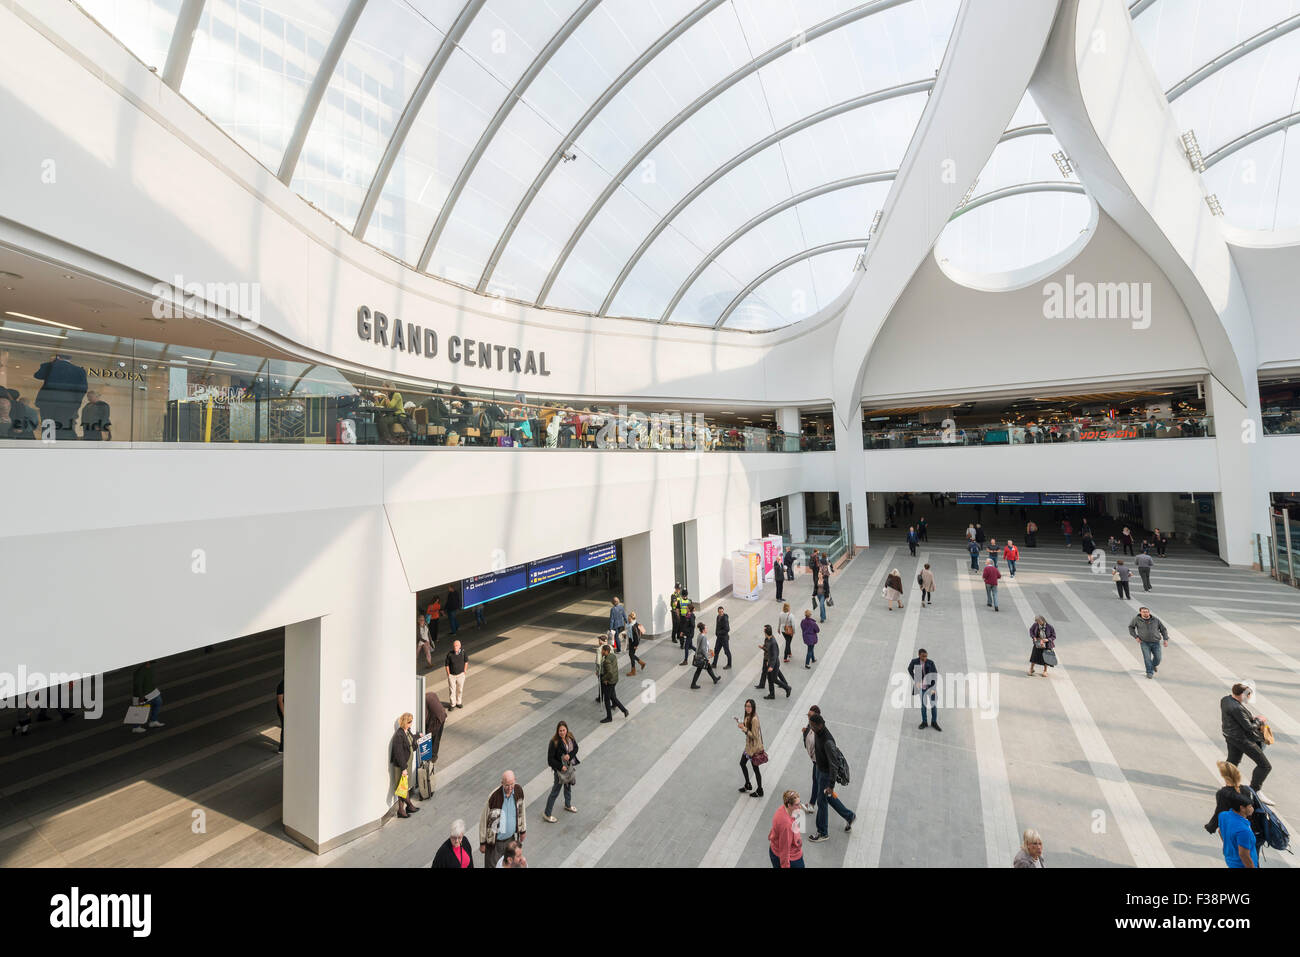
[3,0,1300,860]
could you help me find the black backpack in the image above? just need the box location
[1244,787,1291,856]
[825,733,850,786]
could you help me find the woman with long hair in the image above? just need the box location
[735,698,766,798]
[778,602,796,662]
[542,720,580,822]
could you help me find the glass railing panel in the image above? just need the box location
[862,416,1215,448]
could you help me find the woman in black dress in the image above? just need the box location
[1028,616,1056,676]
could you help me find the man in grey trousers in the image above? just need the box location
[1128,607,1169,678]
[1135,550,1154,591]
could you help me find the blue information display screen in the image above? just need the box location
[957,492,997,505]
[997,493,1040,505]
[528,552,578,588]
[578,541,617,571]
[1040,492,1086,505]
[463,564,528,608]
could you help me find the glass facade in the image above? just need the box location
[1132,0,1300,233]
[70,0,986,331]
[0,319,810,452]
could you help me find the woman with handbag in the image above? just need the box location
[542,720,580,822]
[778,603,796,662]
[736,699,766,798]
[883,568,905,611]
[389,712,421,818]
[1028,616,1057,676]
[1114,560,1132,600]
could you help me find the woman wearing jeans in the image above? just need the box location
[542,720,579,822]
[778,603,795,662]
[768,790,806,868]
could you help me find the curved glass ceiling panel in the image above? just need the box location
[638,182,888,321]
[724,248,862,331]
[1131,0,1300,92]
[1204,128,1300,230]
[669,258,749,326]
[1134,0,1300,233]
[544,187,661,312]
[491,2,751,296]
[291,0,453,230]
[363,0,579,266]
[1164,29,1300,154]
[549,73,777,311]
[433,0,699,287]
[935,190,1093,276]
[182,0,354,171]
[970,131,1078,196]
[77,0,182,72]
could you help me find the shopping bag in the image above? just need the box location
[1041,649,1059,668]
[395,770,410,800]
[123,704,150,725]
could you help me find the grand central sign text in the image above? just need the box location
[356,306,551,377]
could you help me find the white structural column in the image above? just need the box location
[832,403,870,548]
[830,0,1063,417]
[1030,0,1267,565]
[777,406,807,540]
[283,521,412,854]
[621,526,676,637]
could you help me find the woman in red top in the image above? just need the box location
[769,790,805,868]
[1004,539,1020,579]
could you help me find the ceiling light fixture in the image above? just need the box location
[1052,150,1073,177]
[4,311,82,331]
[1205,194,1224,216]
[0,325,66,339]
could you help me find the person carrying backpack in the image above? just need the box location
[625,612,647,676]
[806,713,855,843]
[968,538,981,571]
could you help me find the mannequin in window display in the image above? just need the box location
[80,390,111,440]
[0,394,12,439]
[4,387,39,439]
[34,353,87,440]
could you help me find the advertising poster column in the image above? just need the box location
[731,549,762,601]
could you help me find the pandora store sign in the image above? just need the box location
[356,305,551,376]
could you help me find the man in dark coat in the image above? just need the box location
[34,354,87,440]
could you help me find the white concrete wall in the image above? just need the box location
[861,215,1209,403]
